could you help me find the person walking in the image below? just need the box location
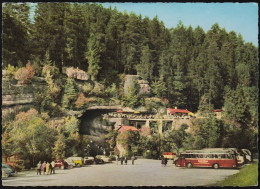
[51,161,56,174]
[46,162,50,175]
[164,158,168,167]
[116,155,119,165]
[121,156,124,165]
[161,157,165,167]
[124,157,128,165]
[131,155,135,165]
[42,161,46,175]
[36,161,42,175]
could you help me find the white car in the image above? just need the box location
[64,159,76,168]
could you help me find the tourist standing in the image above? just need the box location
[121,156,124,165]
[42,161,46,175]
[161,157,165,167]
[49,162,53,174]
[131,155,135,165]
[51,161,56,174]
[164,158,168,167]
[46,162,50,175]
[125,157,128,165]
[116,155,119,165]
[36,161,42,175]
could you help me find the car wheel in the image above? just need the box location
[77,163,80,167]
[213,163,219,169]
[186,163,192,168]
[61,165,64,170]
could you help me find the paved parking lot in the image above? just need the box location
[2,159,240,186]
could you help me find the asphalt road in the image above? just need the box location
[2,159,240,186]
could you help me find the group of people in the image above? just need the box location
[161,157,168,167]
[116,155,136,165]
[36,161,56,175]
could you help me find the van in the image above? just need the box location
[66,157,83,167]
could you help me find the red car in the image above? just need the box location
[54,159,69,169]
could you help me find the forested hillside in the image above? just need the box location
[2,3,258,165]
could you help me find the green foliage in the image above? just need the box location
[117,131,140,156]
[151,79,167,98]
[63,116,79,136]
[190,117,223,149]
[2,3,31,67]
[82,82,94,94]
[62,78,78,109]
[7,109,57,167]
[105,83,118,98]
[105,130,118,149]
[6,64,18,79]
[122,80,142,108]
[90,82,106,97]
[214,162,258,186]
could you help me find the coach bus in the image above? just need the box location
[174,150,237,169]
[201,148,250,165]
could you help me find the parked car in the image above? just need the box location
[2,170,8,178]
[95,156,105,164]
[54,159,69,169]
[96,155,112,163]
[2,163,15,177]
[66,157,83,167]
[84,157,95,165]
[64,159,76,169]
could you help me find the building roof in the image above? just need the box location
[167,108,191,114]
[117,126,139,133]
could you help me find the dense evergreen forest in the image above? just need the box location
[2,3,258,164]
[3,2,258,112]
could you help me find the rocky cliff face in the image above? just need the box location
[2,76,46,122]
[124,75,151,96]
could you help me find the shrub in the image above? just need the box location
[74,92,97,108]
[14,62,35,84]
[82,83,94,94]
[6,64,18,79]
[90,82,105,96]
[42,64,59,78]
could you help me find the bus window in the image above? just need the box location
[198,154,203,158]
[207,154,213,158]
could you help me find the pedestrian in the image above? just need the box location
[161,157,165,167]
[125,157,128,165]
[131,155,135,165]
[51,160,56,174]
[164,158,168,167]
[121,156,124,165]
[116,155,119,165]
[49,162,53,174]
[36,161,42,175]
[42,161,46,175]
[46,162,50,175]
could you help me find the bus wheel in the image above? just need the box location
[187,163,192,168]
[213,163,219,169]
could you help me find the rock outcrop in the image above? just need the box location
[63,67,90,81]
[124,75,151,96]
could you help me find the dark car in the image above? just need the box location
[54,159,69,169]
[2,163,16,177]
